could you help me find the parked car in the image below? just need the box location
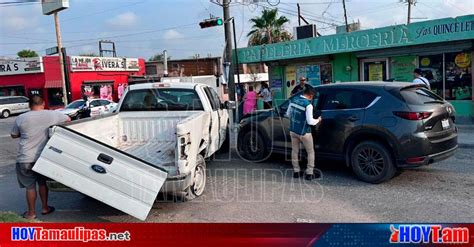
[0,96,29,118]
[237,82,458,184]
[56,99,118,120]
[33,82,233,220]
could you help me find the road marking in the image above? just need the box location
[0,135,11,138]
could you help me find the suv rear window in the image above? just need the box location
[400,87,444,105]
[121,88,204,111]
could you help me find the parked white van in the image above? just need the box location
[0,96,29,118]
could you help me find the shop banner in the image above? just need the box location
[238,14,474,64]
[0,223,472,246]
[0,57,43,76]
[70,56,140,72]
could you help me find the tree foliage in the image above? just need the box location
[247,8,292,46]
[149,53,171,61]
[17,49,38,58]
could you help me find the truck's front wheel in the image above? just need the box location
[185,154,206,200]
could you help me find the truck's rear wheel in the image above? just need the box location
[185,154,206,200]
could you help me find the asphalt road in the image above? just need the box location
[0,116,473,223]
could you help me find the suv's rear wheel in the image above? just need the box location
[350,141,396,183]
[237,131,268,162]
[1,110,10,118]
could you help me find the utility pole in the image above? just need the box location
[342,0,349,32]
[54,12,68,105]
[297,3,301,26]
[222,0,236,109]
[407,0,412,24]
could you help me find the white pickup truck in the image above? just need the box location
[33,82,232,220]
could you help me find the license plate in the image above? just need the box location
[441,119,450,129]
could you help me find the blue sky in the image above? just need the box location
[0,0,472,60]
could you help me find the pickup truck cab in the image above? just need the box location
[33,82,231,220]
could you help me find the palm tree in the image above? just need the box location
[17,49,38,58]
[247,9,292,46]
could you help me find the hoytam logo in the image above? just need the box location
[390,225,469,244]
[11,227,131,242]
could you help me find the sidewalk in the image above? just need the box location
[457,124,474,148]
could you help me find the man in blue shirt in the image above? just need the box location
[286,87,322,180]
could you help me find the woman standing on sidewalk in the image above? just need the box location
[243,86,258,116]
[259,82,273,109]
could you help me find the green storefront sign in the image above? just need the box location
[237,15,474,64]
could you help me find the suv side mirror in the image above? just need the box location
[223,101,236,109]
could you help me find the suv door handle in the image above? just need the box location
[348,116,360,122]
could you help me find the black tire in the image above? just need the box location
[1,110,10,118]
[184,154,206,200]
[350,141,397,184]
[237,130,268,162]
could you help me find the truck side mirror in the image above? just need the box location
[223,101,236,109]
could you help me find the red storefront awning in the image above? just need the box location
[44,80,63,88]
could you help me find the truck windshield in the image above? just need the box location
[120,88,204,111]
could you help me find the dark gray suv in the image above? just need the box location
[237,82,458,183]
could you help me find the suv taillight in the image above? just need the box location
[393,111,432,120]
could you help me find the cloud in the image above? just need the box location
[105,12,138,29]
[0,4,41,32]
[163,29,184,40]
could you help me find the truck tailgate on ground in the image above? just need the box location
[33,126,168,221]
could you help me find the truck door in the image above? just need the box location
[208,87,229,148]
[33,126,168,221]
[202,87,223,155]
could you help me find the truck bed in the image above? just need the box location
[120,141,175,166]
[64,111,203,169]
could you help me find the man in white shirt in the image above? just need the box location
[286,87,322,180]
[413,68,431,90]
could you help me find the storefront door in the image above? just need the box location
[360,59,389,81]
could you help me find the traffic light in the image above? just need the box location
[199,18,223,29]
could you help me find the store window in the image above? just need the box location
[320,64,333,84]
[82,83,114,101]
[418,55,444,97]
[444,52,472,100]
[0,86,25,96]
[47,88,64,107]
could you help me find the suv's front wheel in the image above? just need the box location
[237,131,269,162]
[350,141,396,184]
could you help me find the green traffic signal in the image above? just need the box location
[199,18,223,29]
